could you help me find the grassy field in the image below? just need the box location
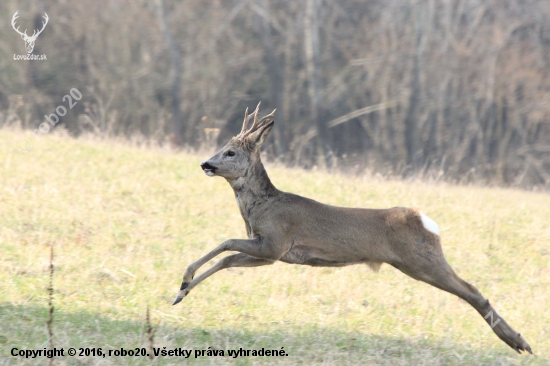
[1,128,549,365]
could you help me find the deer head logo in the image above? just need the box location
[11,11,49,54]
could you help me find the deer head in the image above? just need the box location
[200,102,276,181]
[11,11,49,54]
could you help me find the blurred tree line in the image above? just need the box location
[1,0,550,188]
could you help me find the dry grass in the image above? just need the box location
[1,128,549,365]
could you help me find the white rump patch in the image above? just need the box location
[420,212,440,236]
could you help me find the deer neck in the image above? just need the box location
[228,159,279,209]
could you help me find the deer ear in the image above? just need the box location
[250,120,274,149]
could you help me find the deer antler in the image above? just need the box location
[29,13,49,40]
[11,11,48,41]
[254,109,276,130]
[240,102,261,135]
[11,11,28,38]
[237,102,276,141]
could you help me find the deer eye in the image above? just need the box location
[226,151,235,157]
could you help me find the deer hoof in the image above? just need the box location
[180,282,189,290]
[172,289,190,306]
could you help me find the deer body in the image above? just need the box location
[173,104,532,354]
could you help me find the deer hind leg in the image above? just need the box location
[392,248,532,354]
[173,253,275,305]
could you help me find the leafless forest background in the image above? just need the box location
[1,0,550,188]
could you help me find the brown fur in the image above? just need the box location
[173,107,532,355]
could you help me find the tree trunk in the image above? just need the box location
[156,0,184,144]
[257,0,287,159]
[304,0,328,168]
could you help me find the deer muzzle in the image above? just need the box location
[200,162,217,176]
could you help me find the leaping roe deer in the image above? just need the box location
[173,103,532,354]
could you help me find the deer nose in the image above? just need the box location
[201,162,215,170]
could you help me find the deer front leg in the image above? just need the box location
[173,237,285,305]
[172,253,274,305]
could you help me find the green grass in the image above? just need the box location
[1,128,549,365]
